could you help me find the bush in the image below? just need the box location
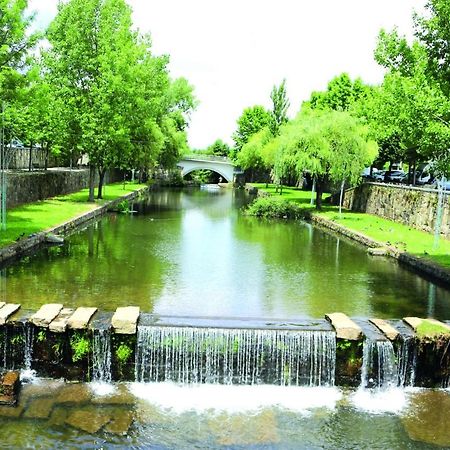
[244,197,303,219]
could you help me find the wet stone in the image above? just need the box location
[68,307,98,330]
[20,380,64,404]
[0,404,24,418]
[55,383,92,404]
[48,407,69,426]
[91,385,136,405]
[49,308,75,333]
[111,306,140,334]
[65,407,112,434]
[104,409,134,435]
[23,397,55,419]
[30,304,63,328]
[326,312,362,340]
[0,304,21,325]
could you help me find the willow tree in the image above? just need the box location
[274,109,378,209]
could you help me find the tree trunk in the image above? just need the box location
[88,164,95,202]
[44,145,49,171]
[97,167,106,199]
[315,178,324,210]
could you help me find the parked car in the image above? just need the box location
[384,170,405,182]
[372,170,385,181]
[431,179,450,191]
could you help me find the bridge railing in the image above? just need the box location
[182,154,232,163]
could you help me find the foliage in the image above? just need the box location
[205,139,231,157]
[70,332,91,362]
[37,330,46,342]
[416,320,450,338]
[232,105,272,152]
[116,200,130,213]
[116,342,133,363]
[244,196,303,219]
[270,79,290,135]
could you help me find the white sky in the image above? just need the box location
[28,0,426,149]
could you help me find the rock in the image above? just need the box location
[45,233,64,244]
[23,397,55,419]
[0,371,20,405]
[19,380,64,404]
[403,316,423,331]
[91,385,135,405]
[67,307,98,330]
[427,318,450,332]
[369,318,399,341]
[325,312,363,340]
[0,404,24,418]
[0,302,5,309]
[66,407,112,434]
[0,304,21,325]
[49,308,75,333]
[104,410,134,435]
[111,306,140,334]
[48,407,69,426]
[30,304,64,327]
[367,247,388,256]
[55,383,92,404]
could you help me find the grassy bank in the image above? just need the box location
[251,183,450,268]
[1,182,146,247]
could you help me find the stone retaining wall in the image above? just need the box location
[6,168,123,208]
[343,183,449,235]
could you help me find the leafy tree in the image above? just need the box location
[232,105,271,152]
[206,139,231,157]
[270,79,290,135]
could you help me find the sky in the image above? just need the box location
[28,0,426,149]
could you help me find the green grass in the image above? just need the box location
[250,183,330,206]
[252,183,450,268]
[0,181,146,247]
[416,319,450,338]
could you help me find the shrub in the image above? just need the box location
[244,197,303,219]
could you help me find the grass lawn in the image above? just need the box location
[0,181,146,247]
[252,183,450,268]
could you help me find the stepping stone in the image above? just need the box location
[66,407,111,434]
[23,397,55,419]
[48,407,69,426]
[91,385,135,405]
[30,304,63,327]
[325,312,362,340]
[369,318,399,341]
[111,306,140,334]
[403,317,423,331]
[67,307,98,330]
[0,404,24,418]
[104,410,134,435]
[55,384,92,404]
[0,304,21,325]
[49,308,75,333]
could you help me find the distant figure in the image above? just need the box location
[219,176,223,183]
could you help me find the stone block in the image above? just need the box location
[325,312,363,340]
[67,307,98,330]
[104,410,133,435]
[66,407,111,434]
[369,318,399,341]
[403,317,423,331]
[55,383,92,404]
[23,397,55,419]
[0,304,21,325]
[0,371,20,405]
[49,308,75,333]
[111,306,140,334]
[30,304,63,327]
[0,302,5,309]
[367,247,389,256]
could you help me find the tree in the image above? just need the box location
[270,79,290,135]
[232,105,271,152]
[206,139,231,157]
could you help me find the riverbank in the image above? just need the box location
[0,182,148,265]
[249,183,450,285]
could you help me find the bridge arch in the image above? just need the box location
[182,166,232,182]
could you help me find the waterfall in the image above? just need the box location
[92,329,112,383]
[361,340,397,388]
[397,336,417,387]
[135,326,336,386]
[23,324,35,372]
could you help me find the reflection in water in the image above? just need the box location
[0,188,449,318]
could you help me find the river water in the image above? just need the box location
[1,187,450,319]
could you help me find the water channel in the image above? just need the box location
[0,187,449,447]
[1,187,450,318]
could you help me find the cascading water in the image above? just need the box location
[92,329,112,383]
[135,326,336,386]
[397,336,417,387]
[361,339,398,388]
[23,324,34,372]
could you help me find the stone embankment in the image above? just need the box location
[0,185,150,266]
[0,302,448,387]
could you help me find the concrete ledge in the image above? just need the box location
[49,308,75,333]
[0,304,21,325]
[0,302,5,309]
[67,307,98,329]
[111,306,140,334]
[369,318,399,341]
[403,317,423,331]
[325,312,363,340]
[30,304,64,328]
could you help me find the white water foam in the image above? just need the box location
[89,381,117,397]
[350,387,411,415]
[129,382,342,415]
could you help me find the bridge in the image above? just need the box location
[177,155,243,183]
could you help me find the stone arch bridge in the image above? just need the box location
[177,155,243,183]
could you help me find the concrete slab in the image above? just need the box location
[67,307,98,330]
[30,304,63,327]
[0,304,21,325]
[325,312,362,340]
[369,318,399,341]
[403,317,423,331]
[0,302,5,310]
[49,308,75,333]
[112,306,140,334]
[23,397,55,419]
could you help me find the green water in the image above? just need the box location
[1,187,450,319]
